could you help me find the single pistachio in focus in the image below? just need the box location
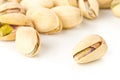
[78,0,99,19]
[73,35,108,64]
[26,7,62,34]
[97,0,113,9]
[15,27,41,57]
[52,0,78,7]
[111,0,120,17]
[52,6,83,29]
[20,0,54,10]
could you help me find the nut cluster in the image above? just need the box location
[0,0,119,64]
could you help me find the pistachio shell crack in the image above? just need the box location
[73,42,101,60]
[78,0,99,19]
[84,0,97,18]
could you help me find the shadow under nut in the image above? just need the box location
[73,35,108,64]
[97,0,113,9]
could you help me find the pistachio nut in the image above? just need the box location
[26,8,62,34]
[78,0,99,19]
[73,35,108,64]
[0,24,16,40]
[15,27,41,57]
[20,0,54,10]
[52,0,78,7]
[52,6,83,29]
[111,0,120,17]
[97,0,113,9]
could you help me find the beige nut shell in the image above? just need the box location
[78,0,99,19]
[97,0,113,9]
[52,6,83,29]
[15,27,41,57]
[0,13,32,26]
[20,0,54,10]
[26,8,62,34]
[73,35,108,64]
[52,0,78,7]
[0,2,25,14]
[111,0,120,17]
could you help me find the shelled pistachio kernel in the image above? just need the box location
[73,35,108,64]
[0,24,13,37]
[111,0,120,17]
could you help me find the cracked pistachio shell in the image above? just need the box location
[0,2,25,14]
[26,8,62,34]
[78,0,99,19]
[20,0,54,10]
[52,0,78,7]
[73,35,108,64]
[111,0,120,17]
[15,27,41,57]
[52,6,83,29]
[97,0,113,9]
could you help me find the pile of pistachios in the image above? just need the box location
[0,0,119,64]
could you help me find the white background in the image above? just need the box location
[0,10,120,80]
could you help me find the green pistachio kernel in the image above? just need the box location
[111,0,120,8]
[0,24,13,37]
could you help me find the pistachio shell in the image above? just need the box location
[15,27,41,57]
[52,6,83,29]
[111,0,120,17]
[73,35,108,64]
[26,8,62,34]
[52,0,78,7]
[78,0,99,19]
[20,0,54,10]
[97,0,113,9]
[0,13,32,26]
[0,2,25,14]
